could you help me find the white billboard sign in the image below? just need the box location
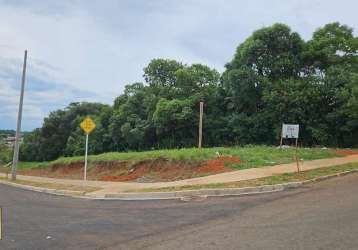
[282,124,299,139]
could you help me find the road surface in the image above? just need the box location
[1,173,358,250]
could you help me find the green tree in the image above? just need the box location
[143,59,183,87]
[153,98,196,148]
[305,22,358,73]
[19,22,358,161]
[20,102,110,161]
[0,143,12,164]
[222,65,267,114]
[226,23,304,81]
[175,64,220,97]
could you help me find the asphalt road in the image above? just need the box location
[1,173,358,250]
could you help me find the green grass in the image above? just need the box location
[17,161,52,169]
[17,145,339,170]
[126,162,358,192]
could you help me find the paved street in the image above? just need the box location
[1,173,358,250]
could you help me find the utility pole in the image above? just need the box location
[11,50,28,181]
[198,101,203,148]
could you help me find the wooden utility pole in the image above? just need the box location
[295,137,300,173]
[11,50,28,181]
[198,101,203,148]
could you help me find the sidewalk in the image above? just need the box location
[1,155,358,197]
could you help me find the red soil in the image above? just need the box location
[100,158,201,182]
[3,156,240,183]
[196,156,241,174]
[335,149,358,156]
[101,174,139,182]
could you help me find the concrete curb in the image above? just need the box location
[0,179,86,197]
[302,169,358,184]
[100,182,302,200]
[1,169,357,200]
[100,169,358,200]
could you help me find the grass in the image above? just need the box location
[16,145,339,170]
[17,161,53,169]
[126,162,358,193]
[0,177,100,193]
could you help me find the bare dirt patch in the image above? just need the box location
[100,158,201,182]
[0,156,241,183]
[335,149,358,156]
[196,156,241,174]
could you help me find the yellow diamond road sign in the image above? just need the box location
[80,117,96,134]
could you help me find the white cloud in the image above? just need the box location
[0,55,96,130]
[0,0,357,130]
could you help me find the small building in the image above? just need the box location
[4,136,17,147]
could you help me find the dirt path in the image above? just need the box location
[1,154,358,196]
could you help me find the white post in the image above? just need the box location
[84,133,89,180]
[11,50,28,181]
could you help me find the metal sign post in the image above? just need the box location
[281,124,300,173]
[84,133,89,181]
[80,117,96,181]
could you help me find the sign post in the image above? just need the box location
[84,133,89,181]
[281,124,300,173]
[80,117,96,180]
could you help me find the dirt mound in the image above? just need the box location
[335,149,358,156]
[18,162,88,180]
[196,156,241,174]
[13,156,240,183]
[101,158,200,182]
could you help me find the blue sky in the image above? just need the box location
[0,0,357,131]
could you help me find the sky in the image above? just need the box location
[0,0,357,131]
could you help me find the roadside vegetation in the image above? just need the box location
[0,143,12,165]
[15,146,339,170]
[18,22,357,163]
[127,162,358,192]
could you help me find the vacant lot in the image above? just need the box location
[0,146,343,182]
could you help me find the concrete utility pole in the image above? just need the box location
[198,101,203,148]
[11,50,28,181]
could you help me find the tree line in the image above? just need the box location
[20,22,358,161]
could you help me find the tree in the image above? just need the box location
[19,22,358,161]
[175,64,220,97]
[20,102,110,161]
[143,59,183,87]
[19,128,42,161]
[153,98,196,148]
[305,22,358,73]
[226,23,304,81]
[262,78,327,145]
[222,65,267,114]
[0,143,12,164]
